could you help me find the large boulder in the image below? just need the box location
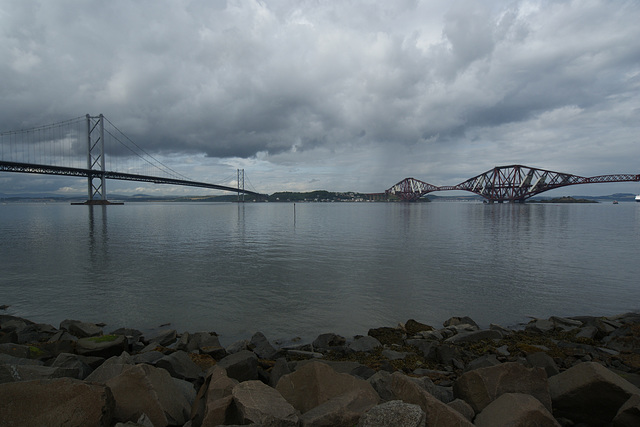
[549,361,640,425]
[312,332,346,351]
[232,380,299,426]
[250,331,278,360]
[389,372,473,426]
[443,316,479,329]
[367,327,404,346]
[276,360,379,414]
[60,319,103,338]
[105,363,192,427]
[147,329,177,347]
[404,319,434,335]
[300,386,380,426]
[155,350,203,381]
[76,334,127,358]
[191,365,238,427]
[454,362,551,413]
[348,336,382,353]
[216,350,258,382]
[0,363,77,383]
[358,400,426,427]
[0,377,114,426]
[444,329,502,344]
[50,352,94,380]
[474,393,560,427]
[614,394,640,427]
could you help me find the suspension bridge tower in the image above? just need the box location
[73,114,124,205]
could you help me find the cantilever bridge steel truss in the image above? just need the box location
[386,165,640,203]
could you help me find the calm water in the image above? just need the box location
[1,201,639,346]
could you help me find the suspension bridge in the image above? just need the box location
[0,114,265,204]
[385,165,640,203]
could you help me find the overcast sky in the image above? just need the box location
[1,0,640,197]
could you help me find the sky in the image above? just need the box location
[1,0,640,197]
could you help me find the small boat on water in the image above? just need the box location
[613,200,619,204]
[636,195,640,202]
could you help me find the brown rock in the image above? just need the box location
[474,393,560,427]
[232,380,299,426]
[276,360,379,414]
[191,365,239,427]
[454,362,551,413]
[367,326,404,345]
[405,319,434,335]
[106,363,192,427]
[0,377,114,427]
[614,394,640,427]
[549,361,640,425]
[390,372,473,427]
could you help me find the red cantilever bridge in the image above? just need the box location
[386,165,640,203]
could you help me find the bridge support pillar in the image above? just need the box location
[75,114,121,205]
[237,168,245,202]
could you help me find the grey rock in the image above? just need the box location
[156,350,203,381]
[613,394,640,427]
[549,316,583,331]
[443,316,479,329]
[132,350,165,365]
[106,363,192,427]
[276,361,379,414]
[404,319,435,335]
[232,380,298,426]
[250,331,278,360]
[576,325,599,339]
[0,342,35,358]
[368,370,394,401]
[217,350,258,383]
[312,332,346,350]
[16,323,58,344]
[549,361,640,425]
[464,354,501,372]
[447,398,475,422]
[381,349,409,360]
[406,339,439,361]
[270,357,292,387]
[526,351,560,377]
[0,364,77,383]
[348,336,382,353]
[454,362,552,413]
[474,393,560,427]
[76,335,127,358]
[525,318,555,333]
[0,377,114,426]
[225,339,249,354]
[60,319,103,338]
[445,329,503,344]
[389,372,473,426]
[358,400,426,427]
[147,329,177,347]
[50,352,93,380]
[300,388,380,427]
[285,349,323,359]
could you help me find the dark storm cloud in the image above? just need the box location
[1,0,639,194]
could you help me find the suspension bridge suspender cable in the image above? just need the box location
[102,116,192,181]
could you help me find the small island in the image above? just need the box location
[528,196,598,203]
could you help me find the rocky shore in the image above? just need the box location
[1,312,640,426]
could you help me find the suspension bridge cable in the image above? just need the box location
[102,116,192,181]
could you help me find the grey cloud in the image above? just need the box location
[1,0,639,195]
